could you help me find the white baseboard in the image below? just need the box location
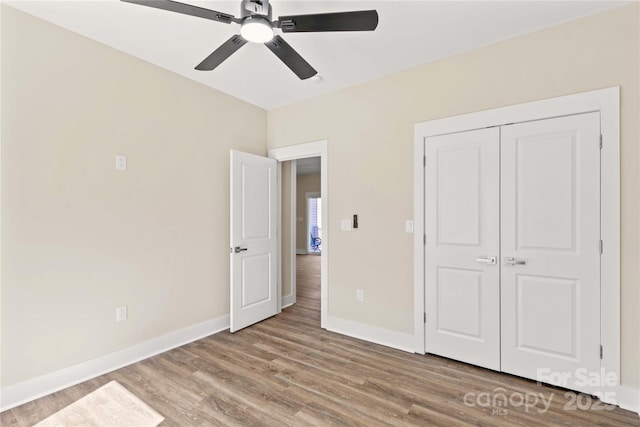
[324,315,415,353]
[615,384,640,415]
[0,315,230,411]
[281,294,295,309]
[4,312,636,417]
[296,249,307,255]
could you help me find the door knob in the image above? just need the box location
[475,256,497,265]
[504,257,526,266]
[233,246,248,253]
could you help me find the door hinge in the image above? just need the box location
[600,345,603,359]
[600,134,603,149]
[424,313,427,323]
[423,155,426,167]
[423,234,426,246]
[600,239,604,254]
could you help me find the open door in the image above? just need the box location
[230,150,278,332]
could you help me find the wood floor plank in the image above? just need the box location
[271,358,411,424]
[2,255,638,426]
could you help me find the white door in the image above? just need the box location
[230,150,278,333]
[500,113,601,393]
[425,127,501,370]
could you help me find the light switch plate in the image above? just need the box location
[405,220,414,233]
[115,154,127,171]
[341,219,352,231]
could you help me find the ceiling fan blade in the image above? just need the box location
[264,36,317,80]
[277,10,378,33]
[195,35,247,71]
[121,0,238,24]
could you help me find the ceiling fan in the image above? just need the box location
[121,0,379,80]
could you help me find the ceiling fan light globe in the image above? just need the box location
[240,18,274,43]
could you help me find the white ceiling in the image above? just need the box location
[7,0,629,110]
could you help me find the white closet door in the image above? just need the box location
[500,113,601,393]
[425,127,500,370]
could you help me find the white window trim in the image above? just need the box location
[413,87,620,396]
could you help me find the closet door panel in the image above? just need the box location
[424,127,500,370]
[500,112,601,394]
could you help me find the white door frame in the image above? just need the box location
[269,140,328,328]
[414,87,620,394]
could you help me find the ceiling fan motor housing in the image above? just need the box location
[241,0,272,20]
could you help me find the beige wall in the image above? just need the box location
[1,5,267,386]
[296,173,321,252]
[268,3,640,388]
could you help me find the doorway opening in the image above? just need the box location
[290,158,321,319]
[269,141,328,328]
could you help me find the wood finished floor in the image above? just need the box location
[2,255,638,426]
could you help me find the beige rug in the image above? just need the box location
[34,381,164,427]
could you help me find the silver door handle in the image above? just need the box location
[504,257,526,266]
[233,246,248,253]
[475,256,497,265]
